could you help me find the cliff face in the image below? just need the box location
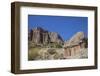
[63,32,88,59]
[28,27,64,45]
[49,32,64,44]
[28,28,88,60]
[64,32,86,47]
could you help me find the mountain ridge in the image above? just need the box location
[28,27,64,46]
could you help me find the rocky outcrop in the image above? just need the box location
[28,30,88,60]
[49,32,64,44]
[63,32,88,59]
[64,32,85,47]
[28,27,64,45]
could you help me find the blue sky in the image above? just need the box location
[28,15,88,41]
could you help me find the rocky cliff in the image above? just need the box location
[28,27,64,45]
[28,30,88,60]
[63,32,88,59]
[64,32,87,47]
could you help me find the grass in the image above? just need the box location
[28,47,41,60]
